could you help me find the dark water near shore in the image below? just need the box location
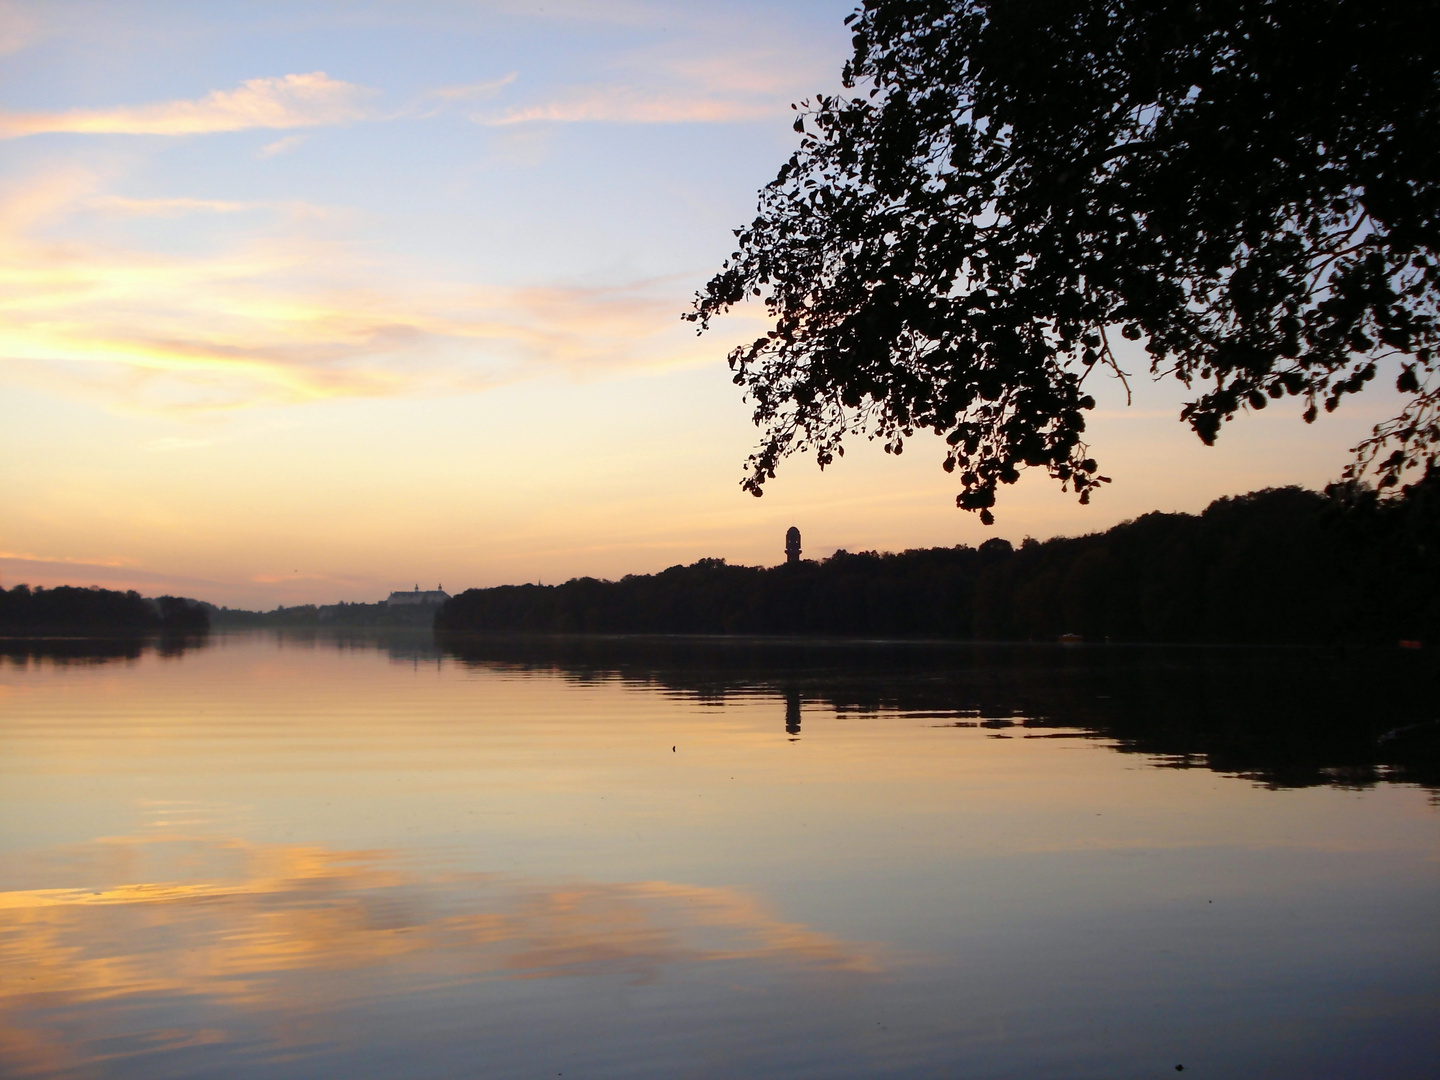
[1,632,1436,1078]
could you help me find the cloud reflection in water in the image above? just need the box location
[0,834,877,1076]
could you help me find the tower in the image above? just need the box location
[785,526,802,565]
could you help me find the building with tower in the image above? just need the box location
[386,585,450,607]
[785,527,802,565]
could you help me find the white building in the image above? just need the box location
[386,585,451,607]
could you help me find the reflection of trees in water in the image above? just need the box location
[437,635,1440,794]
[0,629,445,669]
[265,628,445,664]
[7,632,1434,793]
[0,634,210,667]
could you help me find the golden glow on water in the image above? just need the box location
[0,634,1436,1079]
[0,834,873,1008]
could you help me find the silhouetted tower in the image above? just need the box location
[785,526,802,565]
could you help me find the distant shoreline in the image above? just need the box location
[8,479,1437,647]
[436,484,1438,647]
[0,585,208,637]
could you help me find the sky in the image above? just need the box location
[0,0,1408,608]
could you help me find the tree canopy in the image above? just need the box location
[688,0,1440,522]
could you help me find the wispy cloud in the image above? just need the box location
[413,73,520,121]
[86,196,255,216]
[0,550,137,569]
[0,73,375,139]
[0,0,41,55]
[430,72,518,102]
[258,134,307,158]
[471,26,840,127]
[0,169,727,412]
[477,85,773,125]
[476,0,663,26]
[0,551,230,593]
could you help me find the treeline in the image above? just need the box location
[0,585,209,636]
[210,600,439,629]
[437,478,1440,645]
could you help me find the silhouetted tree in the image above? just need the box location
[688,0,1440,522]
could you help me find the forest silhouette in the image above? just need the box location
[438,478,1439,644]
[0,585,209,637]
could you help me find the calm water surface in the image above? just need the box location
[0,632,1436,1079]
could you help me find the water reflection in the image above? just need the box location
[263,628,445,664]
[9,631,1437,790]
[437,634,1440,792]
[0,631,1435,1079]
[784,688,801,739]
[1,634,211,667]
[0,834,875,1076]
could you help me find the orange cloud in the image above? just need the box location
[0,73,374,139]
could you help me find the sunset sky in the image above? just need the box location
[0,0,1406,608]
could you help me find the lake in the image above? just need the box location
[1,632,1436,1079]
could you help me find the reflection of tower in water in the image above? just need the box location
[784,688,801,739]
